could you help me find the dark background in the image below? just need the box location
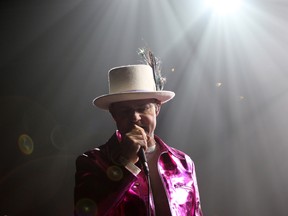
[1,0,288,215]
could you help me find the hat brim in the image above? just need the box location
[93,91,175,110]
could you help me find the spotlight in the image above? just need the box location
[205,0,243,16]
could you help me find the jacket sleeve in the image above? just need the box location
[188,155,203,216]
[74,148,137,216]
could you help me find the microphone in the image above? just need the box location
[138,147,149,176]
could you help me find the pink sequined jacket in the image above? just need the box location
[74,133,203,216]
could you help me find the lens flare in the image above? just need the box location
[106,166,123,181]
[18,134,34,155]
[75,198,97,216]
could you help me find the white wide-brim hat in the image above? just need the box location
[93,64,175,110]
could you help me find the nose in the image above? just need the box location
[131,110,141,123]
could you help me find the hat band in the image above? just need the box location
[110,89,155,94]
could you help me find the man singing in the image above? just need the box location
[74,51,203,216]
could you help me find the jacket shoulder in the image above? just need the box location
[76,133,118,162]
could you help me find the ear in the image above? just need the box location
[155,103,161,116]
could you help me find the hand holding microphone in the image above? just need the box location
[120,124,148,162]
[117,125,150,175]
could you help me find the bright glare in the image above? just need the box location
[205,0,243,16]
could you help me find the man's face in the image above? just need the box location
[109,99,161,137]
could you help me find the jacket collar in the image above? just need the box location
[154,135,186,160]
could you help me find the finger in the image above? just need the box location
[133,125,147,148]
[133,125,146,136]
